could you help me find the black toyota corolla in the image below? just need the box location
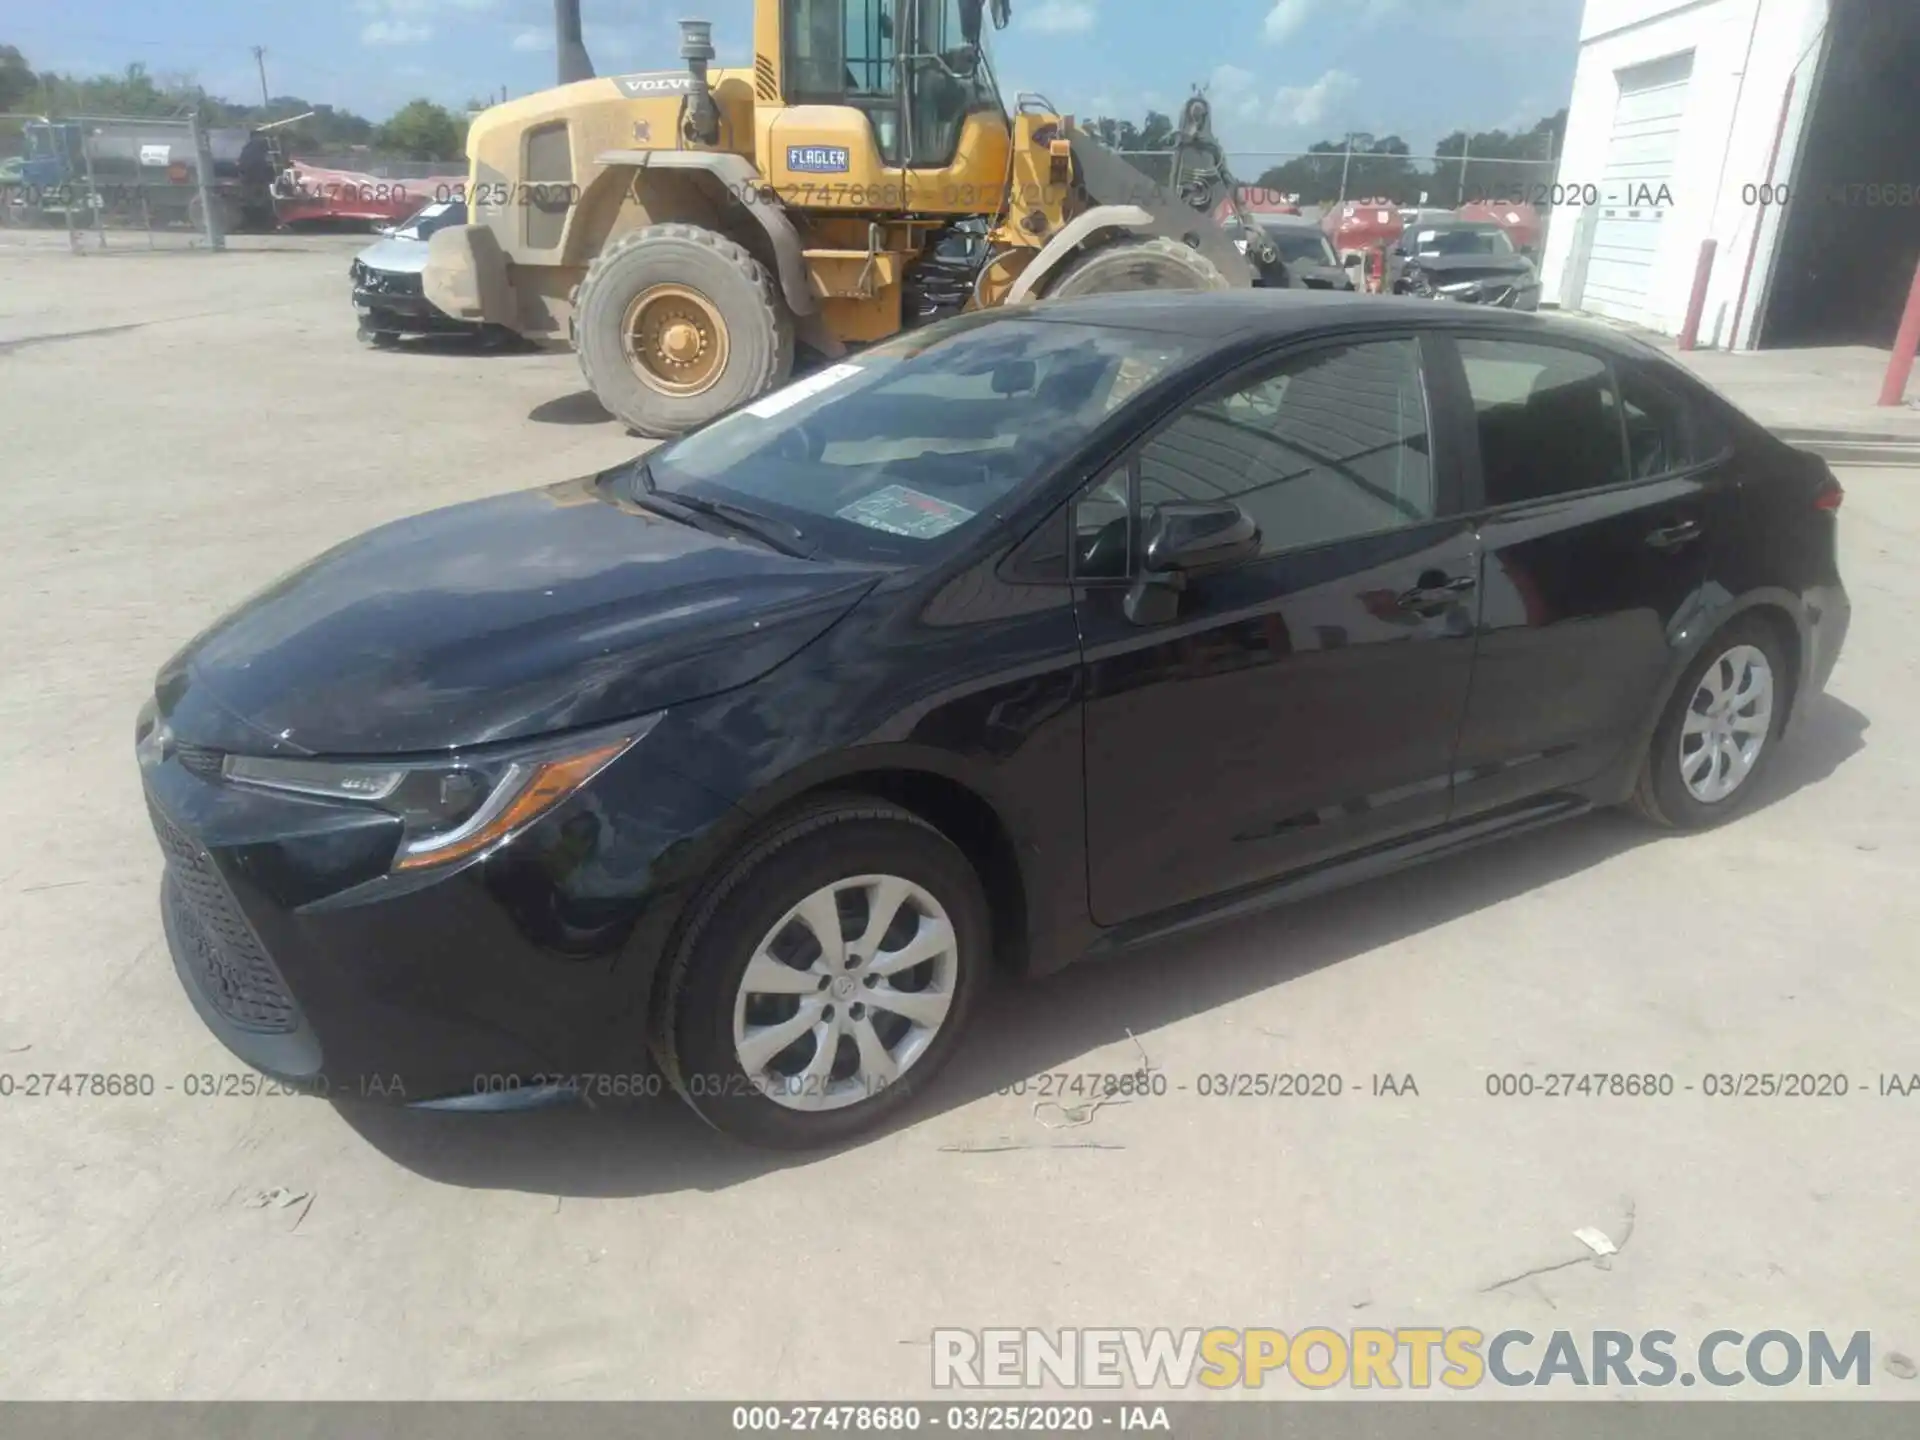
[138,291,1849,1148]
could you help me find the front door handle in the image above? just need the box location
[1646,519,1703,552]
[1396,572,1477,615]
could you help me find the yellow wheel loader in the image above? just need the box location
[425,0,1291,437]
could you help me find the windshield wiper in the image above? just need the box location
[634,461,810,558]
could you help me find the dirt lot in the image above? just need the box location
[1,235,1916,1400]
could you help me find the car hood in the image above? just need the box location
[1405,254,1536,283]
[354,234,428,274]
[157,473,883,756]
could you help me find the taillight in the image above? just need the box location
[1814,477,1844,511]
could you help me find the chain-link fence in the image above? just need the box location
[0,111,268,251]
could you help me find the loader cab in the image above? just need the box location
[781,0,1008,170]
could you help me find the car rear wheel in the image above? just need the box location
[1631,619,1787,829]
[652,797,988,1149]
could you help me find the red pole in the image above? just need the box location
[1729,74,1796,351]
[1678,238,1719,351]
[1877,258,1920,406]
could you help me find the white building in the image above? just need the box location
[1542,0,1920,350]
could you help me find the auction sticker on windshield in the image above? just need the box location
[743,363,863,419]
[837,485,975,539]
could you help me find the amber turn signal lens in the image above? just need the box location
[391,739,629,872]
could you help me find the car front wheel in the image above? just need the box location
[1631,619,1787,829]
[653,797,989,1149]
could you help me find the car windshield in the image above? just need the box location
[394,199,466,239]
[643,314,1200,564]
[1411,226,1513,257]
[1262,227,1338,266]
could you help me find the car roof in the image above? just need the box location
[1023,290,1654,356]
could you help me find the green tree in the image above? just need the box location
[0,44,35,112]
[373,98,466,160]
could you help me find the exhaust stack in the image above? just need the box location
[679,18,721,145]
[555,0,595,84]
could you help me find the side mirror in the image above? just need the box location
[1124,501,1261,625]
[1342,252,1364,268]
[1145,500,1260,574]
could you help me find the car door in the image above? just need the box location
[1440,333,1741,817]
[1076,332,1482,928]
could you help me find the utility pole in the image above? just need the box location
[1337,133,1354,205]
[1457,133,1473,206]
[251,46,270,108]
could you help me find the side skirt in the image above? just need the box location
[1083,795,1593,957]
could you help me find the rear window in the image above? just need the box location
[1618,364,1731,478]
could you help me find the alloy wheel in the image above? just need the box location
[1679,644,1774,804]
[731,875,959,1112]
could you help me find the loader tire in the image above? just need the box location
[1043,235,1231,300]
[574,223,794,439]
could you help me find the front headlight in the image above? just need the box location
[221,714,661,871]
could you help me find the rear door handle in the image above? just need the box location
[1396,572,1477,615]
[1645,519,1703,552]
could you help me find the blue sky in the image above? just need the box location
[10,0,1586,156]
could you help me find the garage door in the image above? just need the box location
[1583,51,1695,323]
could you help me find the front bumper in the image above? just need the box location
[352,264,476,335]
[137,702,740,1104]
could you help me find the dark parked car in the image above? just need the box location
[1392,219,1542,310]
[1227,214,1357,290]
[137,293,1849,1148]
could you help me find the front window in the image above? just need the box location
[784,0,902,160]
[903,0,1004,166]
[645,314,1200,565]
[1410,226,1514,258]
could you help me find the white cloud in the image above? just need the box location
[1262,0,1317,43]
[510,27,552,51]
[1205,62,1357,133]
[361,19,432,45]
[1264,0,1403,43]
[1269,67,1358,127]
[1025,0,1096,34]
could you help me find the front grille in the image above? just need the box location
[150,801,298,1033]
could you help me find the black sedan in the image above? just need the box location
[137,293,1849,1148]
[1392,219,1542,310]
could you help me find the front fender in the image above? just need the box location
[593,149,817,317]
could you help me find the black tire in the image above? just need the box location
[356,323,399,348]
[1043,235,1231,300]
[573,222,794,439]
[1630,617,1789,830]
[652,797,990,1149]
